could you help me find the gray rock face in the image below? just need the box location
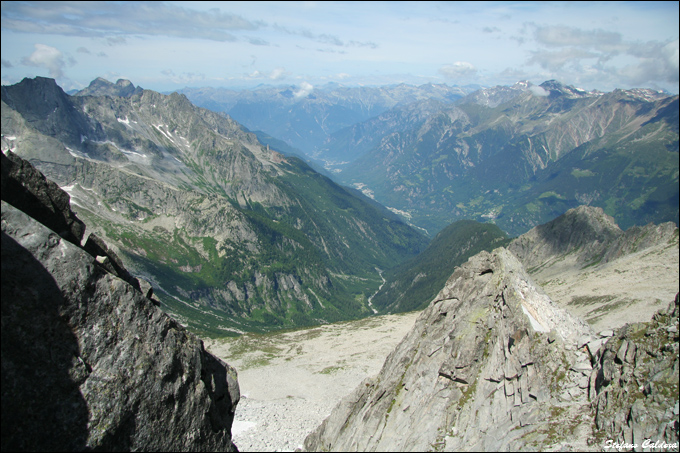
[508,205,679,271]
[590,294,679,449]
[1,150,85,246]
[304,244,680,451]
[304,248,597,451]
[1,157,240,450]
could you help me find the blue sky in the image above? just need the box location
[1,1,678,93]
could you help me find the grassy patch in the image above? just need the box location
[571,168,595,178]
[318,365,344,375]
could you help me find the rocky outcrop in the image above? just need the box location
[304,244,679,451]
[1,150,85,246]
[75,77,144,98]
[590,294,679,449]
[1,150,151,294]
[1,154,240,451]
[304,248,598,451]
[508,205,678,272]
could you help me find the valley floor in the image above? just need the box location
[204,311,420,452]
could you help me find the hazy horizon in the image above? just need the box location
[2,1,678,94]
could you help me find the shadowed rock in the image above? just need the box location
[1,150,85,245]
[1,155,240,451]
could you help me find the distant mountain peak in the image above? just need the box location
[458,81,531,107]
[539,79,591,98]
[513,80,532,88]
[1,76,63,101]
[75,77,143,98]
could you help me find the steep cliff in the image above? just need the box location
[1,152,240,451]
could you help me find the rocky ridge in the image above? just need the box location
[304,246,679,451]
[305,248,598,451]
[1,152,240,451]
[590,294,679,449]
[508,205,678,272]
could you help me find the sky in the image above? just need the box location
[1,1,678,94]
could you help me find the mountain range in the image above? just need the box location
[2,74,677,450]
[177,82,474,158]
[3,148,676,452]
[2,76,679,336]
[331,80,679,236]
[184,79,678,238]
[1,76,427,335]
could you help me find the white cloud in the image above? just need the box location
[245,68,289,81]
[273,24,343,46]
[527,20,679,90]
[621,39,680,85]
[269,67,287,80]
[534,25,623,51]
[21,44,66,78]
[527,48,599,71]
[438,62,477,79]
[1,1,261,42]
[294,81,313,98]
[529,85,549,97]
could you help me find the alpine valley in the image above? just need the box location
[333,81,679,236]
[1,76,429,336]
[2,76,679,337]
[184,80,679,237]
[2,76,678,452]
